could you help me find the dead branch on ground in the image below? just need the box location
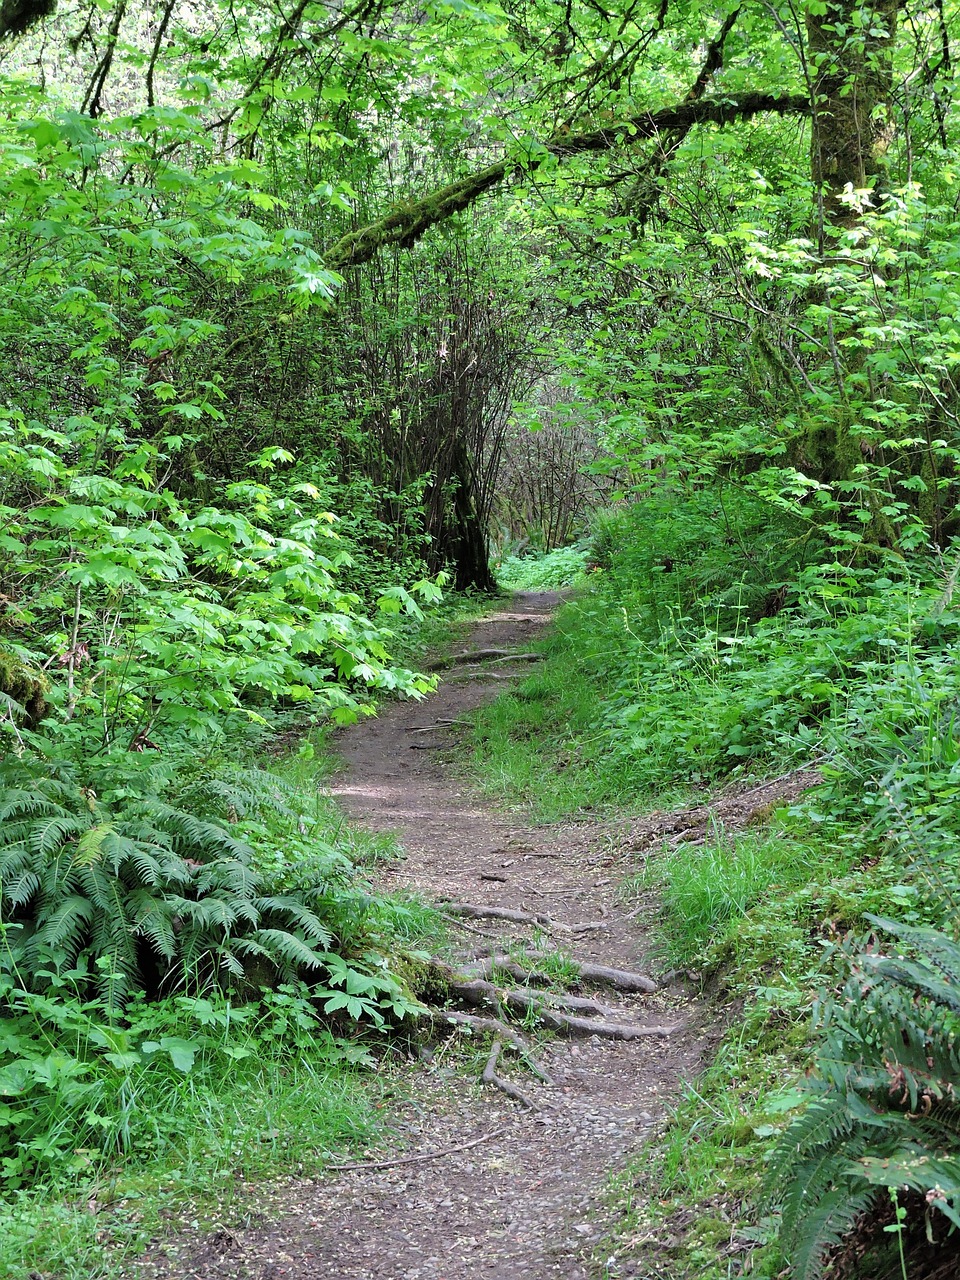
[427,649,540,671]
[328,1128,504,1172]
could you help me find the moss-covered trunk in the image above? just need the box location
[807,0,898,225]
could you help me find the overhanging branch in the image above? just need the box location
[324,92,810,272]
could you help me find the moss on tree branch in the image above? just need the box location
[324,92,810,271]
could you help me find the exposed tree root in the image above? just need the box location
[443,903,615,936]
[425,1007,530,1052]
[443,902,574,932]
[436,966,678,1039]
[517,986,618,1020]
[427,649,539,671]
[468,952,658,995]
[422,1007,554,1082]
[534,1008,678,1039]
[481,1040,538,1109]
[446,672,527,683]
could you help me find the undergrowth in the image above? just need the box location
[0,732,448,1280]
[494,544,590,591]
[470,484,960,1278]
[0,579,485,1280]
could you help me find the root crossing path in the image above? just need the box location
[144,593,708,1280]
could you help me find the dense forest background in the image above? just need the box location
[2,0,960,1276]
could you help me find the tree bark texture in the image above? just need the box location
[806,0,898,222]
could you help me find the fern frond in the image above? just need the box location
[255,895,333,946]
[246,928,325,971]
[791,1188,876,1280]
[147,802,252,860]
[765,1095,855,1200]
[866,956,960,1014]
[72,822,115,867]
[866,916,960,988]
[0,789,66,824]
[172,896,241,931]
[31,814,88,856]
[31,895,94,962]
[1,870,40,907]
[128,890,177,961]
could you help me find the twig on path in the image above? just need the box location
[440,911,502,940]
[404,719,472,733]
[481,1040,538,1109]
[327,1128,505,1173]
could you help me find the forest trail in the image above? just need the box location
[140,593,709,1280]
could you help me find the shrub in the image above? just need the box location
[767,916,960,1279]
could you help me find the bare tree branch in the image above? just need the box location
[81,0,128,117]
[146,0,177,110]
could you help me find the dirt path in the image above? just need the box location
[138,593,708,1280]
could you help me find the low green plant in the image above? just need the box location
[495,545,590,591]
[766,916,960,1279]
[0,977,384,1279]
[644,826,834,966]
[0,754,364,1006]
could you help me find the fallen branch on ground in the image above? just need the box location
[427,649,540,671]
[440,911,502,940]
[328,1128,504,1172]
[404,719,471,733]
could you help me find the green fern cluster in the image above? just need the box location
[767,917,960,1279]
[0,756,360,1007]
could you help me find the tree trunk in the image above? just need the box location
[449,440,496,593]
[807,0,898,225]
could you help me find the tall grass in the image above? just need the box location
[640,828,837,965]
